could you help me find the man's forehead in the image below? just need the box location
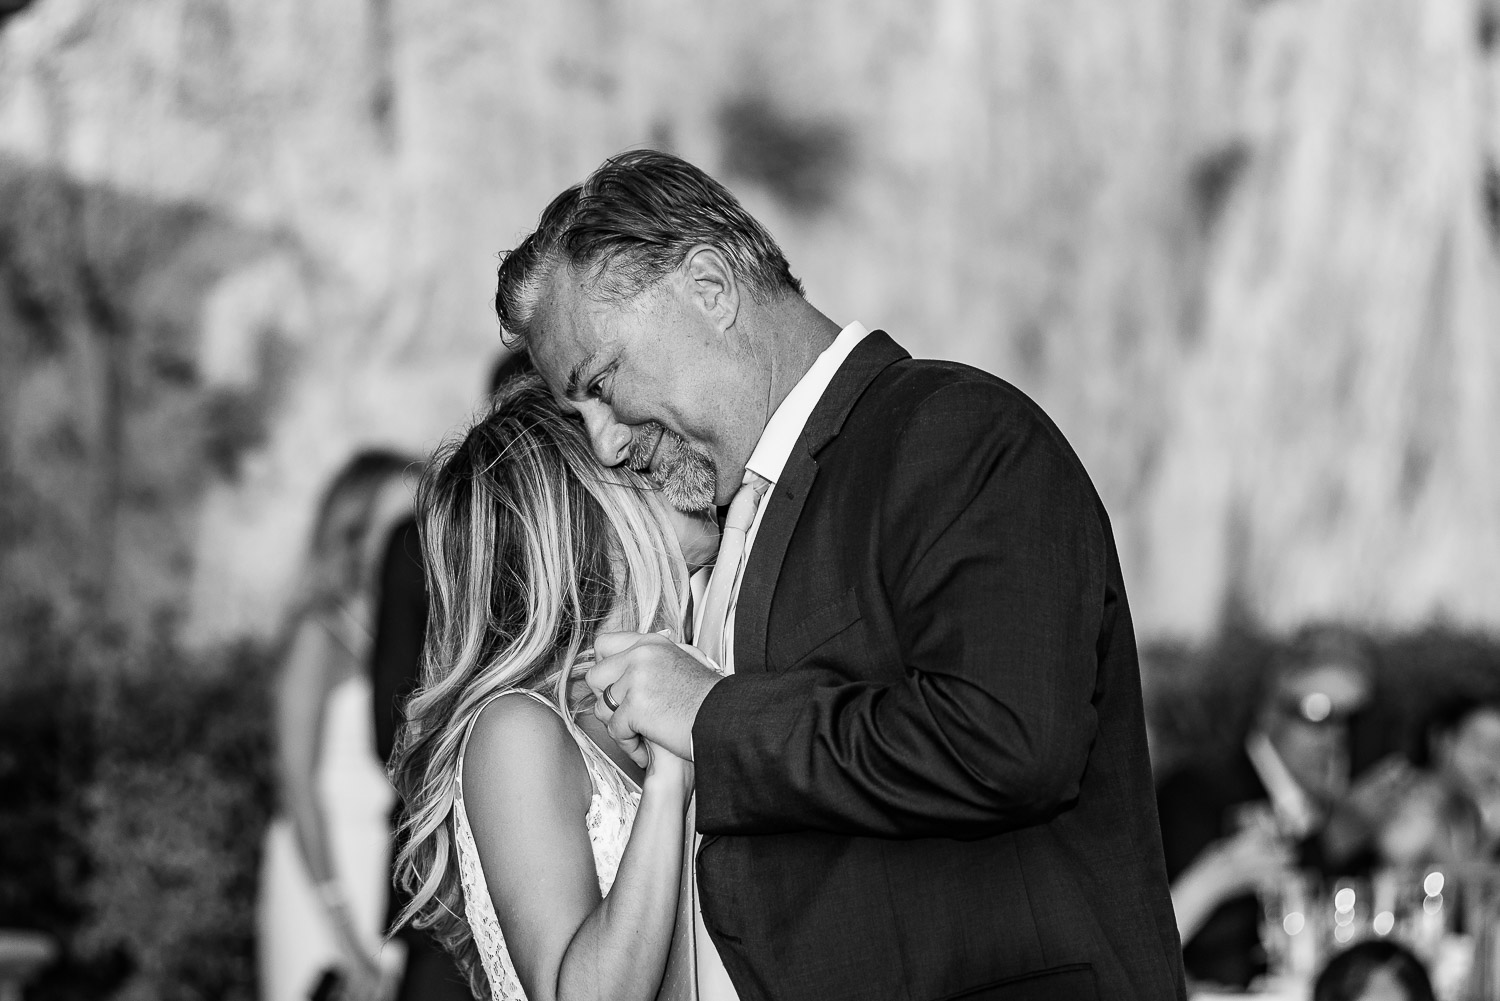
[530,279,601,371]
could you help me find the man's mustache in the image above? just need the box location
[626,422,717,512]
[626,422,668,473]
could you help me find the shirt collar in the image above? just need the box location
[745,321,871,486]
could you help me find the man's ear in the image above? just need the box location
[681,246,740,332]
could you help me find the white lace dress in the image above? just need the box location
[453,689,642,999]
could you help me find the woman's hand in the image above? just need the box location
[643,738,694,803]
[325,899,384,1000]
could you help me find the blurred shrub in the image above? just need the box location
[0,600,275,1001]
[0,600,123,998]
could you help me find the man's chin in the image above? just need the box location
[652,455,717,512]
[655,470,716,513]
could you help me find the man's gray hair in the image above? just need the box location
[493,150,804,344]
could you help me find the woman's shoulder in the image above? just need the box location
[460,692,593,816]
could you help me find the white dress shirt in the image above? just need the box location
[693,321,872,669]
[690,320,870,1000]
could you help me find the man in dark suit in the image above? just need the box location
[500,150,1185,1001]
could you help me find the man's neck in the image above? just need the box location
[751,296,842,420]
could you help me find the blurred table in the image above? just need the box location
[1249,862,1500,1001]
[0,930,55,1001]
[1191,974,1307,1001]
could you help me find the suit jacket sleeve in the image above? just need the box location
[371,518,427,765]
[694,379,1108,839]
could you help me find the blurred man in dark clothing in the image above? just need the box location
[371,517,426,771]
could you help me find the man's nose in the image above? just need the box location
[581,408,633,467]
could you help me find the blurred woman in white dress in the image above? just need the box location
[259,450,419,1001]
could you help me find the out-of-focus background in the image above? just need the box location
[1,1,1498,999]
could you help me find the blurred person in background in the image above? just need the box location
[1157,625,1385,989]
[370,351,529,1001]
[388,375,717,1000]
[1371,771,1482,871]
[1312,940,1436,1001]
[1421,696,1500,859]
[259,449,419,1001]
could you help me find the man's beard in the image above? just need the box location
[629,422,716,512]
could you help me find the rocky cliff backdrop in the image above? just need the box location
[2,0,1498,650]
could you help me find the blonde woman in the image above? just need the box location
[259,450,418,1001]
[389,374,716,1001]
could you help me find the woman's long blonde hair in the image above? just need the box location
[388,373,688,995]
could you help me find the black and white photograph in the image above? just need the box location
[2,3,1500,1001]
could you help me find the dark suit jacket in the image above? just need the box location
[693,333,1186,1001]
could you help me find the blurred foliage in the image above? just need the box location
[0,158,285,635]
[0,598,275,1001]
[0,601,120,998]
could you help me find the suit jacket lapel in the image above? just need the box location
[733,331,909,673]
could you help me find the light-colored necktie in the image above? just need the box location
[661,472,770,1001]
[695,471,771,669]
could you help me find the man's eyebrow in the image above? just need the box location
[564,350,602,400]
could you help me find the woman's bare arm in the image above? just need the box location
[461,693,690,1001]
[276,618,340,888]
[274,617,380,982]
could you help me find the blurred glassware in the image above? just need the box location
[1328,877,1371,948]
[1260,868,1322,984]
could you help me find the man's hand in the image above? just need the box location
[588,631,723,761]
